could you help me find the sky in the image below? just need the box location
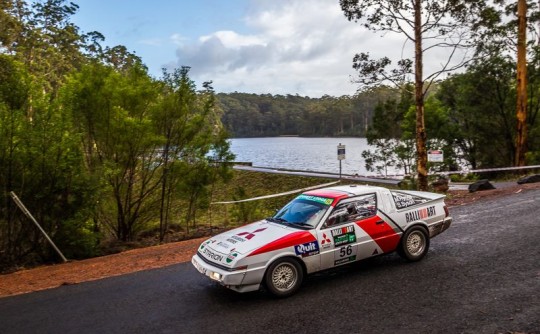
[70,0,411,97]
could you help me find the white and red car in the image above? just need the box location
[192,184,452,297]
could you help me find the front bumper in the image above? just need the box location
[191,254,266,293]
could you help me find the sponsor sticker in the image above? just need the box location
[320,233,332,249]
[297,194,333,205]
[331,225,356,247]
[216,241,230,249]
[405,206,436,223]
[295,241,320,257]
[393,193,417,210]
[226,252,238,263]
[334,255,356,266]
[202,247,224,262]
[199,240,212,250]
[226,235,244,244]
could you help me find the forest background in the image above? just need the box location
[0,0,539,271]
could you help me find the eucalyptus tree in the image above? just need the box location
[436,58,518,169]
[153,67,221,240]
[472,1,540,167]
[515,0,528,166]
[63,61,162,242]
[0,54,99,266]
[3,0,85,100]
[340,0,484,190]
[169,78,234,233]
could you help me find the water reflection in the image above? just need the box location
[229,137,394,176]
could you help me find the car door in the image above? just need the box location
[317,196,370,269]
[317,193,400,269]
[352,193,401,257]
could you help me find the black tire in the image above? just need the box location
[398,226,430,262]
[264,258,304,297]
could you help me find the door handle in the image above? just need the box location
[375,220,385,225]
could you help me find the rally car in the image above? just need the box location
[192,184,452,297]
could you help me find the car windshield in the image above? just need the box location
[269,194,332,229]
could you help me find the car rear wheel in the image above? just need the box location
[398,226,429,262]
[264,258,303,297]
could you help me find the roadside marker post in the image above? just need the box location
[337,143,346,179]
[10,191,68,263]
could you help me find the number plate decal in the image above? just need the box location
[192,257,207,275]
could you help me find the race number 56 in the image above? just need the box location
[339,245,353,257]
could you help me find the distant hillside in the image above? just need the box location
[217,87,400,137]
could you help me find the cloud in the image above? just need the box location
[170,33,188,45]
[139,38,163,46]
[170,0,405,97]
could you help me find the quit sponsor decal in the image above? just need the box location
[405,206,436,223]
[295,241,320,257]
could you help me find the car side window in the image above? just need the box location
[325,194,377,227]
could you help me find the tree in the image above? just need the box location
[153,67,233,241]
[62,62,162,242]
[361,88,415,177]
[515,0,528,166]
[436,58,518,169]
[340,0,483,190]
[0,54,99,267]
[7,0,85,98]
[471,1,540,167]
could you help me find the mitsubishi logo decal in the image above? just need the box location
[237,227,267,240]
[321,233,331,245]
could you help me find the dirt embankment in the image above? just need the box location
[1,182,539,298]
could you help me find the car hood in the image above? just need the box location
[198,220,314,267]
[203,220,291,255]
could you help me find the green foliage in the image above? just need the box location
[0,54,100,269]
[436,57,517,169]
[218,87,401,138]
[361,88,416,176]
[230,187,261,223]
[0,1,235,269]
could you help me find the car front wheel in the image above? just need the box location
[398,226,430,262]
[264,258,303,297]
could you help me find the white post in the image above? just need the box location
[10,191,68,263]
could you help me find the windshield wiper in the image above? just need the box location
[289,221,314,229]
[266,217,312,229]
[266,217,288,223]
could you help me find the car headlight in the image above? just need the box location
[210,272,222,281]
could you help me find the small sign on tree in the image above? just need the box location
[428,150,444,162]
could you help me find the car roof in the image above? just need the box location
[304,184,385,200]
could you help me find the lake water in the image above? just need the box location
[229,137,379,176]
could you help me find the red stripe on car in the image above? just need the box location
[356,215,400,253]
[248,231,316,256]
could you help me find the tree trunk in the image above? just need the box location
[159,141,171,242]
[414,0,428,190]
[515,0,528,166]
